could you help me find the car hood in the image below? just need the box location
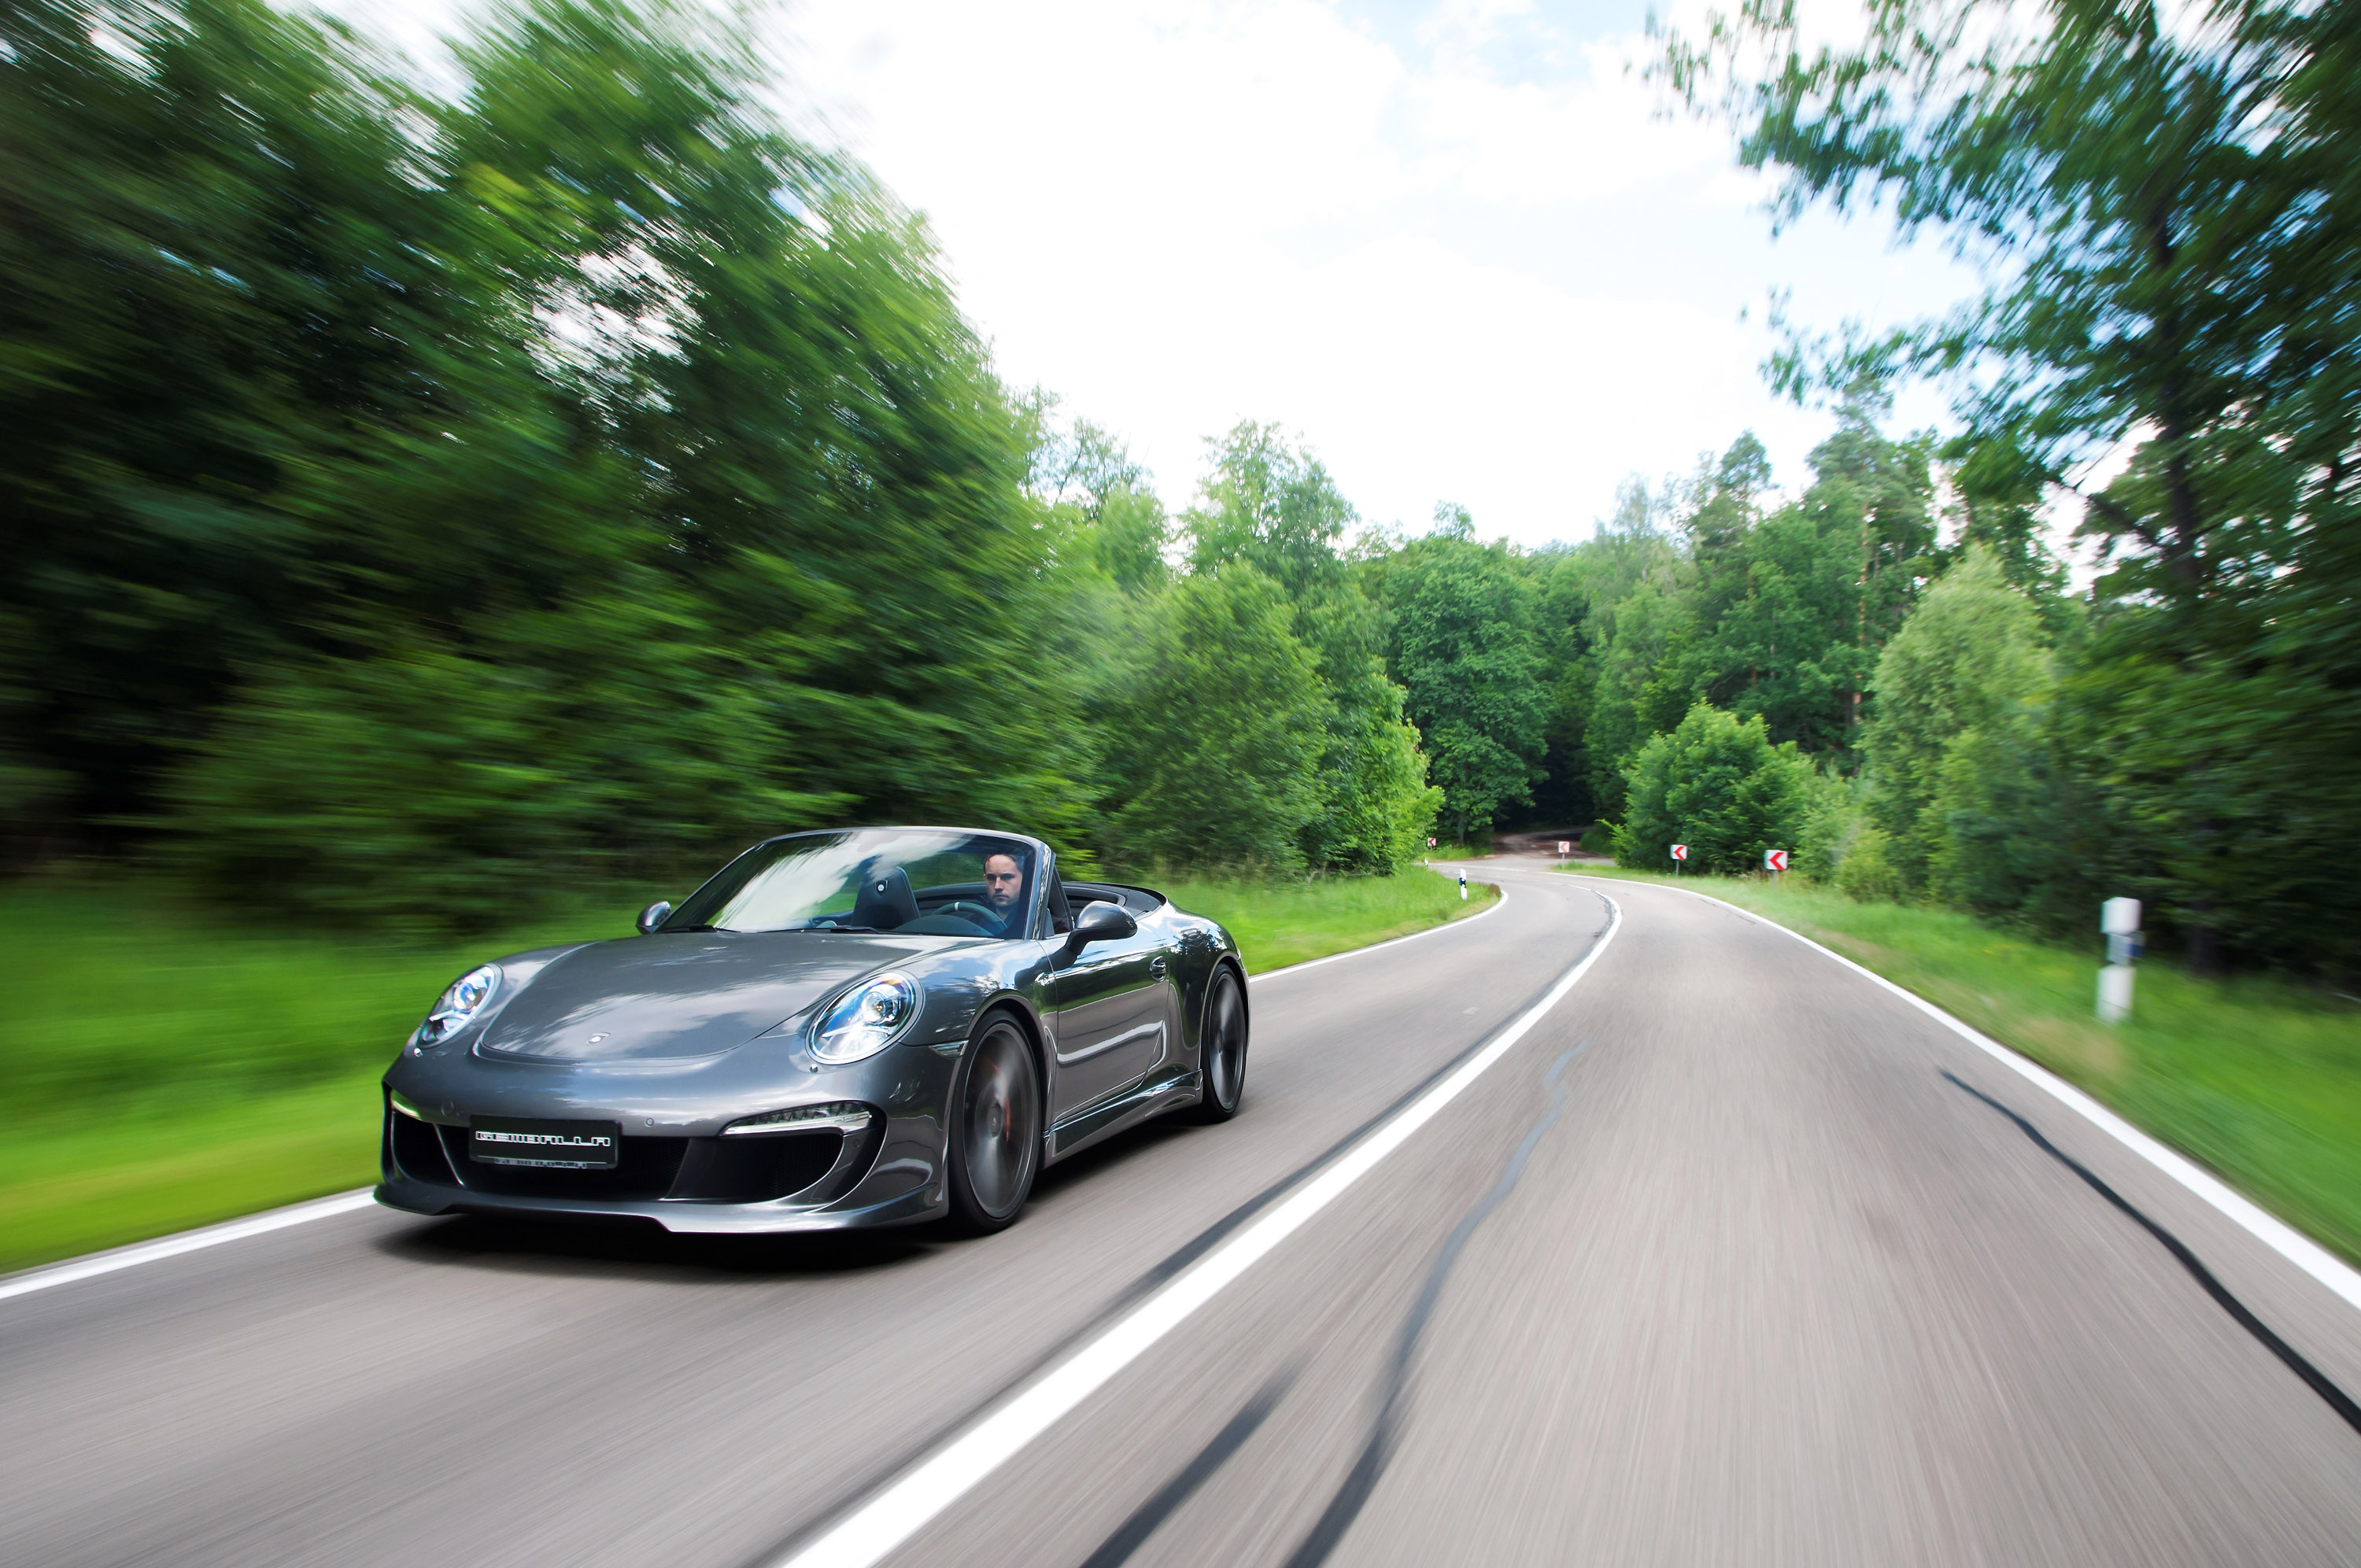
[475,932,940,1063]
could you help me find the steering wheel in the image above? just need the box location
[934,899,1005,928]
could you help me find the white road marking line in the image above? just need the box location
[1572,873,2361,1315]
[773,891,1623,1568]
[1247,866,1508,985]
[0,1190,378,1304]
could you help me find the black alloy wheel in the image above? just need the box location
[946,1014,1041,1233]
[1186,965,1247,1123]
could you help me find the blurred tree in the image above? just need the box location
[1672,0,2361,971]
[0,0,1094,918]
[0,0,453,843]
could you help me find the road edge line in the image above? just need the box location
[1569,873,2361,1315]
[769,891,1623,1568]
[0,1188,378,1304]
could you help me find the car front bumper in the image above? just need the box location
[374,1033,969,1232]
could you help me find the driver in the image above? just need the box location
[981,852,1027,935]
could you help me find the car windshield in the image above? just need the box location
[661,828,1037,939]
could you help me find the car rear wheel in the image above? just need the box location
[1186,965,1247,1123]
[945,1013,1040,1234]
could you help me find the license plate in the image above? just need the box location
[469,1117,621,1169]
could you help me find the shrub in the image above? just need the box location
[1613,703,1812,875]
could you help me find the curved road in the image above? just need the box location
[6,863,2361,1565]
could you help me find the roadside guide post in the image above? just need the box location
[1764,847,1788,887]
[2097,898,2142,1023]
[1458,869,1468,901]
[1671,843,1688,877]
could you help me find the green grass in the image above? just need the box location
[0,869,1491,1273]
[0,881,653,1273]
[1568,865,2361,1267]
[1166,867,1497,974]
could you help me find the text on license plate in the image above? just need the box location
[470,1117,622,1168]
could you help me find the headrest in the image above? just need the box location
[852,865,920,931]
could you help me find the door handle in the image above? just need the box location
[1149,956,1169,980]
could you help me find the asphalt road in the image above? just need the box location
[6,861,2361,1566]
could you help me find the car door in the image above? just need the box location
[1048,898,1176,1120]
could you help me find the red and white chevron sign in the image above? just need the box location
[1764,848,1789,873]
[1670,844,1688,861]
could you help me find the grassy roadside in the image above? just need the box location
[0,882,643,1275]
[0,869,1493,1273]
[1565,865,2361,1267]
[1166,867,1495,974]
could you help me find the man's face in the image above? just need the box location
[982,854,1022,913]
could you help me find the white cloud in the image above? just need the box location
[777,0,1869,538]
[334,0,1979,542]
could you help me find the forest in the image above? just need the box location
[5,0,2356,980]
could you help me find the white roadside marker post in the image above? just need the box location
[1458,870,1468,901]
[2098,897,2142,1023]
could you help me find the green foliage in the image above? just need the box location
[1833,823,1904,904]
[1669,0,2361,972]
[1614,702,1811,874]
[1679,406,1938,758]
[1374,516,1549,842]
[1861,548,2054,891]
[1104,566,1327,871]
[5,0,1093,918]
[1166,424,1439,873]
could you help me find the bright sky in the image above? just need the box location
[774,0,1980,544]
[348,0,1987,546]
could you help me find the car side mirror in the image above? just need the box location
[1065,899,1136,955]
[636,900,673,935]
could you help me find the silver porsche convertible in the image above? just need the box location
[376,827,1249,1235]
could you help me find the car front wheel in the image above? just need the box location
[1186,965,1247,1123]
[944,1013,1041,1234]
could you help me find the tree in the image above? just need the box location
[1,0,455,842]
[1376,516,1550,843]
[1184,420,1356,603]
[1670,0,2361,971]
[1103,566,1327,871]
[1676,408,1938,758]
[1614,703,1812,875]
[1181,423,1438,873]
[1860,548,2058,909]
[0,0,1096,918]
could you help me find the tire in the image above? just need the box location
[944,1013,1042,1234]
[1186,965,1248,1123]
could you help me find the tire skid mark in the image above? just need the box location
[1944,1070,2361,1440]
[1281,1042,1591,1568]
[1073,1366,1299,1568]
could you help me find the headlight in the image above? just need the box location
[415,962,501,1046]
[811,972,920,1064]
